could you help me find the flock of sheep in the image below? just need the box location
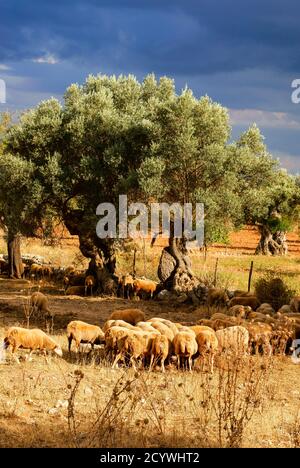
[3,281,300,371]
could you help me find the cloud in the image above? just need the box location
[229,109,300,130]
[32,54,59,65]
[0,64,11,71]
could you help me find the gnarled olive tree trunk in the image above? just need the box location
[255,225,288,256]
[155,230,208,304]
[63,209,118,295]
[7,231,24,279]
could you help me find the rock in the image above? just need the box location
[157,290,173,301]
[176,293,188,303]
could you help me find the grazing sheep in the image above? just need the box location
[105,326,132,360]
[189,325,215,335]
[216,325,249,356]
[228,305,251,318]
[277,305,291,314]
[195,329,219,373]
[65,285,85,296]
[112,330,156,370]
[245,323,273,355]
[30,292,54,331]
[67,320,105,353]
[136,321,159,333]
[149,321,175,341]
[109,308,145,325]
[147,317,178,336]
[207,288,229,307]
[256,303,275,315]
[104,319,137,332]
[84,275,96,296]
[4,327,62,363]
[228,296,261,311]
[149,334,171,373]
[173,332,198,371]
[133,278,158,299]
[29,263,43,280]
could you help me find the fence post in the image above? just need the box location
[248,261,254,292]
[213,257,219,287]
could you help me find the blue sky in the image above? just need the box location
[1,0,300,171]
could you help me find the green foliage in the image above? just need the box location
[1,73,299,248]
[255,272,295,310]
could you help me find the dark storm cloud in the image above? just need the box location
[1,0,300,171]
[1,0,300,75]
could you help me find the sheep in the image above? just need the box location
[120,274,135,299]
[207,288,229,307]
[104,319,137,332]
[85,275,96,297]
[216,325,249,356]
[4,327,62,363]
[109,308,145,325]
[173,331,198,371]
[228,296,261,311]
[245,322,273,355]
[147,317,178,336]
[112,330,157,370]
[133,278,158,299]
[67,320,105,353]
[149,321,175,341]
[149,334,171,373]
[30,292,54,331]
[256,303,275,315]
[105,326,132,360]
[189,325,215,335]
[136,321,159,333]
[29,263,43,280]
[277,305,291,314]
[195,329,219,373]
[65,285,85,296]
[290,296,300,313]
[228,305,251,319]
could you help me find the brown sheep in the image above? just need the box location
[120,274,135,299]
[147,317,178,336]
[30,292,54,331]
[4,327,62,363]
[67,320,105,353]
[228,305,251,318]
[228,296,261,310]
[149,334,171,373]
[84,275,96,296]
[149,321,175,341]
[195,329,219,373]
[65,285,85,296]
[133,278,158,299]
[109,308,145,325]
[112,330,156,370]
[173,332,198,371]
[207,288,229,307]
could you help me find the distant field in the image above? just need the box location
[0,225,299,293]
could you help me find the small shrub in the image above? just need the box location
[255,272,295,310]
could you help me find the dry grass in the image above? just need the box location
[1,233,300,447]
